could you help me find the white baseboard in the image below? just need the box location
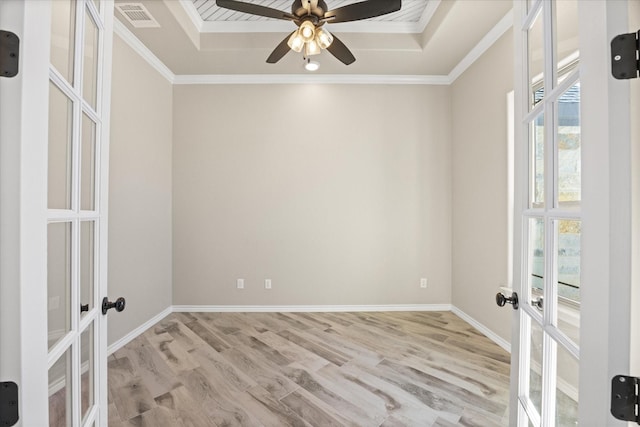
[172,304,452,313]
[108,304,510,359]
[107,306,173,355]
[451,305,511,353]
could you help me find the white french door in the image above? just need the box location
[0,1,114,426]
[511,0,634,426]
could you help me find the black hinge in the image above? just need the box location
[0,30,19,78]
[611,30,640,80]
[0,381,19,426]
[611,375,639,424]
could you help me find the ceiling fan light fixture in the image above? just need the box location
[299,20,316,42]
[304,39,321,56]
[315,27,333,49]
[287,30,305,53]
[305,58,320,71]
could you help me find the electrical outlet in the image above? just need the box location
[237,278,244,289]
[420,278,428,289]
[265,279,272,290]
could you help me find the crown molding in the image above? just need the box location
[198,20,425,34]
[113,7,513,86]
[113,19,176,83]
[447,9,513,83]
[172,73,451,85]
[177,0,204,32]
[417,0,441,33]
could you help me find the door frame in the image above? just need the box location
[510,0,633,425]
[0,1,52,425]
[0,1,114,425]
[577,0,632,425]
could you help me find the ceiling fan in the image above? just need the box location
[215,0,402,65]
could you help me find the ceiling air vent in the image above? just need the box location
[115,3,160,28]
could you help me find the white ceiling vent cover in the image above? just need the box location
[115,3,160,28]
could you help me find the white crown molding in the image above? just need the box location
[178,0,204,32]
[450,305,511,354]
[447,9,513,83]
[172,304,453,312]
[107,306,173,355]
[113,19,176,83]
[173,73,450,85]
[417,0,441,33]
[113,7,513,86]
[198,20,425,34]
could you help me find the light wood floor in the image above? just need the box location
[107,311,510,427]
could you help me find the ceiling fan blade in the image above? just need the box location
[266,31,295,63]
[326,34,356,65]
[324,0,401,24]
[216,0,296,21]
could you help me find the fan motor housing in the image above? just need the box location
[291,0,328,18]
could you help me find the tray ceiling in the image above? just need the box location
[193,0,429,23]
[113,0,513,76]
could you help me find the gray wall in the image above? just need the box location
[107,35,173,345]
[172,84,452,306]
[451,30,514,343]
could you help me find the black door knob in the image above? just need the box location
[496,291,519,310]
[102,297,126,315]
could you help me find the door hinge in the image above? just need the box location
[0,381,19,426]
[611,30,639,80]
[611,375,639,424]
[0,30,19,78]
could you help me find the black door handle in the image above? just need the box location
[102,297,126,315]
[496,291,519,310]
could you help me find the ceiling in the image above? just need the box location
[193,0,430,26]
[113,0,513,76]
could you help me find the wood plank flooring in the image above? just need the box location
[108,311,510,427]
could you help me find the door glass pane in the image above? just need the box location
[555,0,579,79]
[557,219,581,346]
[81,114,97,211]
[83,8,99,110]
[49,82,73,210]
[529,321,544,416]
[81,325,95,422]
[50,0,76,84]
[80,221,95,317]
[48,222,72,350]
[530,113,545,208]
[557,82,581,207]
[49,347,72,427]
[528,8,544,109]
[528,218,545,302]
[555,345,579,426]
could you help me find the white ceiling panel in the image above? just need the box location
[194,0,429,23]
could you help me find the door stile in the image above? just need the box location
[97,3,115,425]
[578,0,632,424]
[0,0,53,424]
[511,0,527,424]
